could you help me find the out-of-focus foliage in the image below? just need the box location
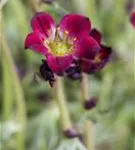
[0,0,135,150]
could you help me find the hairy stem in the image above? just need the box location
[54,76,72,131]
[81,73,94,150]
[84,120,94,150]
[81,73,89,102]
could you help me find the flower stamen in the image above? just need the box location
[43,28,73,56]
[65,30,69,35]
[48,41,72,56]
[94,55,101,63]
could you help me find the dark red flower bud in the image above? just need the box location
[126,0,135,13]
[66,59,82,80]
[64,128,78,138]
[66,66,81,80]
[40,60,55,87]
[42,0,55,4]
[37,92,49,103]
[84,97,98,110]
[68,72,81,80]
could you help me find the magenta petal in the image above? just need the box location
[99,45,112,59]
[79,59,95,73]
[74,36,100,60]
[130,12,135,28]
[80,45,112,73]
[59,14,91,39]
[95,44,112,69]
[31,12,56,38]
[24,32,48,55]
[47,54,73,73]
[89,28,102,44]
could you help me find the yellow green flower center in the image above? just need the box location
[49,41,72,56]
[44,29,75,56]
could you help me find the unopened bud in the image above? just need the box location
[84,97,98,110]
[64,128,78,138]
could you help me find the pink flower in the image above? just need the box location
[130,12,135,28]
[25,12,101,74]
[79,29,112,73]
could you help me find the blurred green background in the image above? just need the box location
[0,0,135,150]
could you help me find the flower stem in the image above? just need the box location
[2,58,13,120]
[1,35,27,150]
[30,0,41,12]
[54,76,72,131]
[1,11,27,149]
[84,120,94,150]
[80,73,94,150]
[81,73,89,102]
